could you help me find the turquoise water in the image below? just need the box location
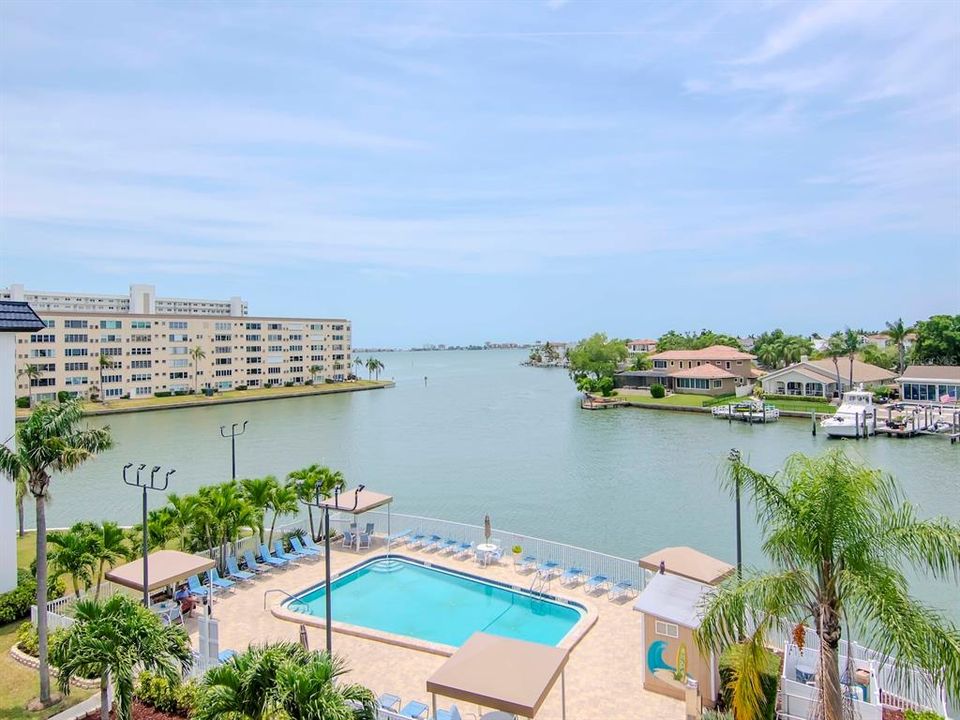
[294,557,583,647]
[37,349,959,620]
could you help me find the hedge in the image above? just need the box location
[0,569,67,625]
[718,643,780,720]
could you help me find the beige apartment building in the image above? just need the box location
[4,284,351,402]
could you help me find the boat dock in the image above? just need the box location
[711,402,780,424]
[874,403,960,443]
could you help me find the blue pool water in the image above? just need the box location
[293,557,584,647]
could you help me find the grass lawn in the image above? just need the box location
[614,391,710,407]
[766,398,836,414]
[17,380,389,418]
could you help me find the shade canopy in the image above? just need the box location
[427,633,569,718]
[316,488,393,515]
[633,572,712,629]
[638,546,733,586]
[105,550,214,593]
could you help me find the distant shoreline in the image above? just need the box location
[16,380,394,421]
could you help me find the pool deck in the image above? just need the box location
[193,541,684,720]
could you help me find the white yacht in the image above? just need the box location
[821,389,876,438]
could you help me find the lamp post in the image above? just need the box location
[123,463,175,606]
[729,448,742,580]
[219,421,248,479]
[299,483,365,653]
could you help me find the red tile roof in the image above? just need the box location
[671,364,737,379]
[650,344,755,361]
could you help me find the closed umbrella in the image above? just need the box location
[483,514,491,542]
[299,624,309,652]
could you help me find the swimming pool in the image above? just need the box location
[288,556,586,648]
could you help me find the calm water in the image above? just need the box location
[296,557,582,647]
[35,349,959,618]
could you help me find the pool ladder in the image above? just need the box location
[263,588,310,614]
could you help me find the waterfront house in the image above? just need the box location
[759,357,896,399]
[615,345,757,396]
[896,365,960,403]
[628,338,658,355]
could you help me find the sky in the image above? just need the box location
[0,1,958,347]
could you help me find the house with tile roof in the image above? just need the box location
[614,345,757,396]
[759,356,897,399]
[627,338,657,354]
[896,365,960,404]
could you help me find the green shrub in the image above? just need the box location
[718,644,780,720]
[236,385,247,391]
[650,383,666,399]
[0,569,66,624]
[16,396,30,408]
[304,379,313,385]
[324,378,335,384]
[154,391,172,398]
[56,391,70,403]
[16,621,65,658]
[135,670,199,715]
[264,381,273,388]
[904,711,945,720]
[284,381,294,387]
[701,711,733,720]
[597,377,614,397]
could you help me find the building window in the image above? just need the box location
[245,322,261,330]
[215,334,232,342]
[134,386,152,396]
[805,382,823,397]
[676,377,709,390]
[170,347,188,355]
[215,358,232,365]
[99,320,122,329]
[30,349,56,358]
[725,361,731,369]
[131,360,152,369]
[653,360,667,369]
[64,362,89,371]
[104,388,123,398]
[131,347,152,355]
[169,334,189,342]
[655,621,679,638]
[103,375,122,384]
[169,321,188,329]
[29,333,56,343]
[64,348,88,357]
[131,321,152,329]
[215,322,232,331]
[63,334,88,343]
[170,371,189,379]
[131,373,152,382]
[786,381,802,396]
[713,379,723,388]
[170,359,188,368]
[215,369,232,377]
[65,376,88,386]
[268,367,281,375]
[64,320,88,328]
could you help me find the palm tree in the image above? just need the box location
[824,333,845,397]
[884,317,910,373]
[165,492,196,551]
[696,450,960,720]
[308,364,322,384]
[0,400,112,705]
[241,476,279,544]
[266,479,299,546]
[373,358,384,380]
[47,524,99,598]
[96,353,112,402]
[50,594,191,720]
[190,345,206,393]
[841,327,864,388]
[756,343,780,370]
[194,643,375,720]
[365,357,377,381]
[14,467,27,537]
[17,364,42,408]
[90,521,128,599]
[289,466,345,542]
[353,357,364,377]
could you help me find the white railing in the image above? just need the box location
[274,510,644,592]
[30,607,75,630]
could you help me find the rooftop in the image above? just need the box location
[649,344,755,361]
[899,365,960,381]
[0,300,46,332]
[632,572,712,629]
[670,364,738,380]
[638,546,734,585]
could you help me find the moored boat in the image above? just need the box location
[821,389,876,438]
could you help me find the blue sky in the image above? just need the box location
[1,0,957,347]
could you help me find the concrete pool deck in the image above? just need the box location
[193,541,683,720]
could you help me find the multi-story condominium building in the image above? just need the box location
[5,284,351,403]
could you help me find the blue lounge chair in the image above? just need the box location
[585,574,611,593]
[378,693,401,711]
[438,538,458,554]
[454,541,473,559]
[243,549,269,574]
[302,535,324,553]
[422,534,444,551]
[538,560,561,579]
[399,700,429,719]
[433,706,464,720]
[207,567,235,591]
[609,580,639,601]
[517,554,537,572]
[226,555,254,582]
[290,536,320,557]
[274,539,304,562]
[357,532,371,550]
[387,529,412,544]
[218,649,237,663]
[258,543,289,567]
[560,567,586,586]
[407,533,427,548]
[187,574,213,599]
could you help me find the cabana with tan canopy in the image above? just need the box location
[426,633,569,719]
[638,545,733,586]
[105,550,214,594]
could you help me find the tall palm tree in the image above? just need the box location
[696,450,960,720]
[90,521,128,599]
[50,594,191,720]
[841,328,864,388]
[17,364,42,408]
[365,357,377,381]
[241,476,279,544]
[756,343,780,369]
[353,357,364,377]
[14,467,27,537]
[47,524,99,598]
[165,492,196,551]
[288,466,345,542]
[373,358,384,380]
[308,364,322,384]
[96,353,112,402]
[824,333,846,397]
[0,400,112,705]
[190,345,206,393]
[194,643,375,720]
[884,317,910,373]
[266,479,299,546]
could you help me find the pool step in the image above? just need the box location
[369,559,405,573]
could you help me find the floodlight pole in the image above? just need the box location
[299,483,365,654]
[123,463,175,606]
[219,421,248,479]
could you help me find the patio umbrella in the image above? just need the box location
[484,514,491,542]
[299,624,309,652]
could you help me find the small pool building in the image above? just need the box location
[633,547,734,711]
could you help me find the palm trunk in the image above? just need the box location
[820,638,844,720]
[17,498,24,537]
[95,560,104,600]
[307,507,316,543]
[848,357,854,388]
[100,673,110,720]
[898,344,905,374]
[832,359,841,397]
[35,494,51,703]
[268,513,278,547]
